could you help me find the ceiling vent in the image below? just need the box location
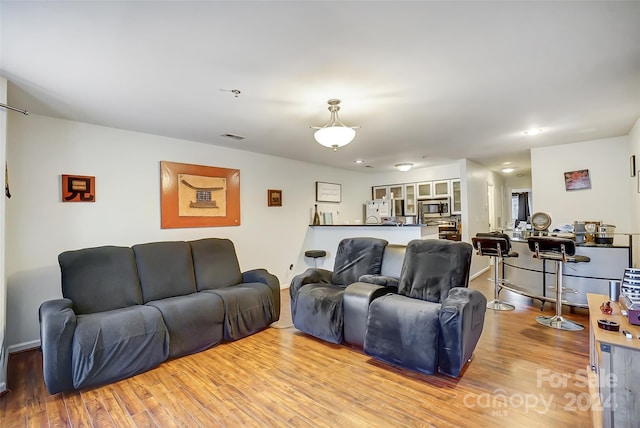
[220,133,246,141]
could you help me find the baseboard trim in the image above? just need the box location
[470,266,490,281]
[8,340,40,355]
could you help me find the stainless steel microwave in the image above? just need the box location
[418,198,450,221]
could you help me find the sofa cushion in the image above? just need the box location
[292,283,345,344]
[147,293,225,358]
[59,246,142,315]
[364,294,441,375]
[204,283,276,340]
[398,240,473,303]
[331,238,388,286]
[133,241,197,302]
[71,305,168,390]
[189,238,243,290]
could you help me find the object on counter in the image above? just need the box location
[609,280,621,302]
[600,301,612,314]
[530,212,552,235]
[619,268,640,325]
[313,204,321,225]
[597,319,620,331]
[574,221,586,243]
[595,224,616,245]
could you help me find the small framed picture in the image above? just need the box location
[564,169,591,191]
[316,181,341,203]
[62,174,96,202]
[268,189,282,207]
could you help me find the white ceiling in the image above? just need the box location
[2,1,639,175]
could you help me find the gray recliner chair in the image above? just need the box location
[363,239,487,377]
[290,237,388,344]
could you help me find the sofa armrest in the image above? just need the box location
[438,288,487,378]
[39,298,77,394]
[343,282,397,348]
[242,268,281,320]
[358,274,399,288]
[289,268,333,299]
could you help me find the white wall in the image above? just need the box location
[0,77,8,393]
[531,136,632,238]
[5,113,372,350]
[628,118,640,266]
[461,159,505,277]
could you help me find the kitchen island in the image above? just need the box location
[502,238,630,308]
[302,224,438,270]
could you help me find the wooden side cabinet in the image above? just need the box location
[587,293,640,427]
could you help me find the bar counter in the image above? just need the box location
[502,239,630,308]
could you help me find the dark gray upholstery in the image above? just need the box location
[39,238,279,394]
[59,246,142,314]
[343,244,407,347]
[364,239,487,378]
[366,294,441,374]
[331,238,388,285]
[290,237,388,344]
[190,238,243,290]
[205,283,276,340]
[71,305,168,389]
[190,238,280,339]
[133,241,197,302]
[147,293,224,358]
[398,239,472,303]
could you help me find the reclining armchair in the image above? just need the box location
[364,239,487,377]
[290,237,388,344]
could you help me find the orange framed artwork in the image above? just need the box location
[61,174,95,202]
[160,161,240,228]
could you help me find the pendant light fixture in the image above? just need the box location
[311,99,359,151]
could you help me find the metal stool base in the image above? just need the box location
[487,299,515,311]
[535,315,584,331]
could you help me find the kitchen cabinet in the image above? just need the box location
[451,179,461,214]
[416,182,432,199]
[372,186,388,200]
[404,183,417,215]
[433,180,450,197]
[372,185,403,200]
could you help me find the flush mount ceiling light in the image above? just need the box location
[311,99,359,151]
[501,167,515,173]
[395,163,414,172]
[524,128,543,136]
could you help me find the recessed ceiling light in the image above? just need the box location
[503,161,512,165]
[354,159,365,164]
[395,163,414,172]
[524,128,543,136]
[501,168,515,173]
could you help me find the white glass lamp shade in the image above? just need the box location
[314,126,356,150]
[395,163,414,172]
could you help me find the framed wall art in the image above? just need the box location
[564,169,591,191]
[267,189,282,207]
[316,181,341,203]
[62,174,95,202]
[160,161,240,228]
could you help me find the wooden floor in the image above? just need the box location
[1,268,598,427]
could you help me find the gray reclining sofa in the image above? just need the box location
[39,238,279,394]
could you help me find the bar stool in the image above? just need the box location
[304,250,326,268]
[527,236,590,331]
[472,233,518,311]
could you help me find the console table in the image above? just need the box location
[587,293,640,427]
